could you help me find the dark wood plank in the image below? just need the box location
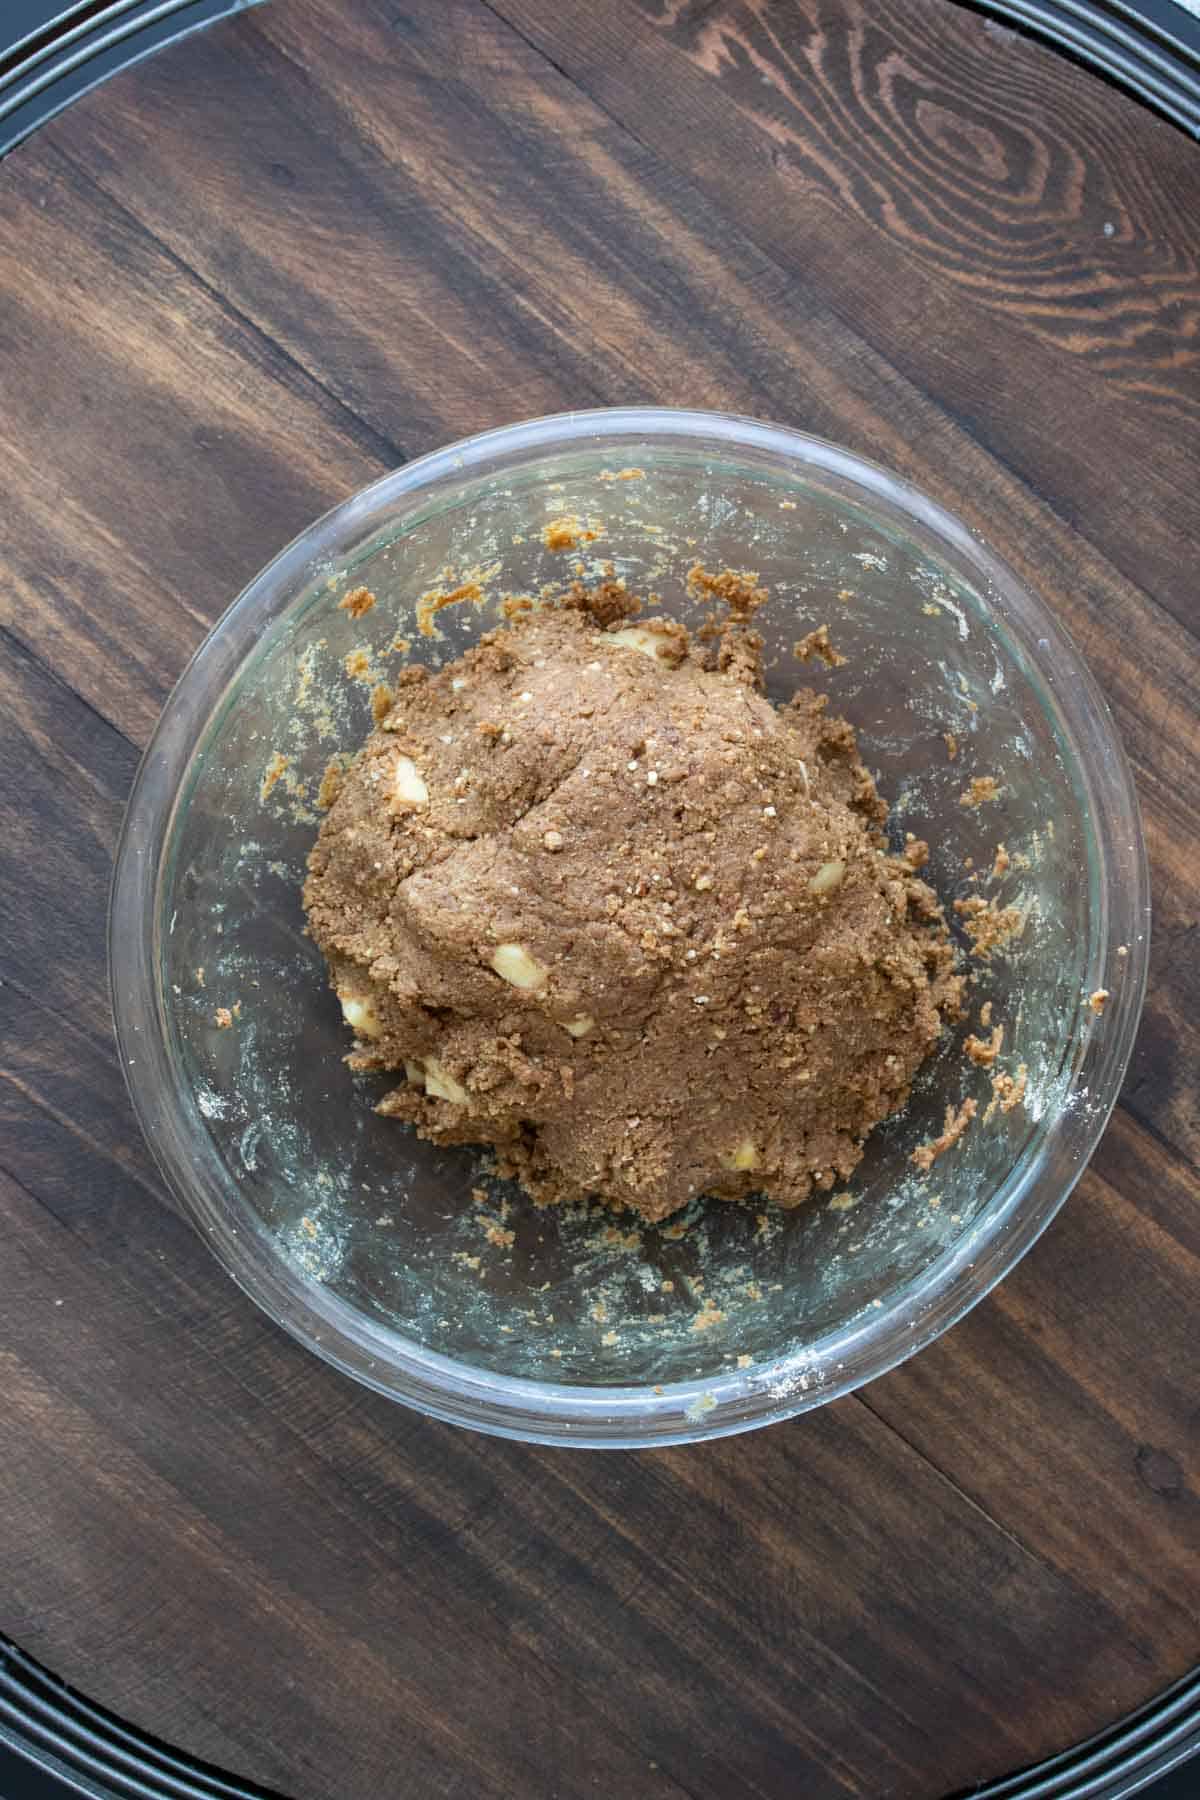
[867,1111,1200,1642]
[485,0,1200,635]
[2,1174,704,1800]
[0,2,1197,1797]
[0,145,391,744]
[0,632,133,1041]
[32,0,1200,1163]
[4,1147,1186,1800]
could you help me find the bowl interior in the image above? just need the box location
[150,429,1120,1422]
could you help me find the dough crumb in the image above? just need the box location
[214,1007,234,1029]
[416,578,485,638]
[480,1217,515,1249]
[985,1063,1028,1122]
[959,775,1000,808]
[317,754,352,811]
[543,516,598,552]
[686,562,766,617]
[339,585,377,619]
[964,1024,1004,1067]
[260,751,290,803]
[1089,988,1110,1014]
[793,623,847,667]
[911,1097,977,1172]
[955,894,1025,959]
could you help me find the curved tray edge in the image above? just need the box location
[0,1639,278,1799]
[968,0,1200,135]
[4,1633,1200,1799]
[0,0,266,158]
[0,0,1196,1794]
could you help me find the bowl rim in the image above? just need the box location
[109,405,1151,1447]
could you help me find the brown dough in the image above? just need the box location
[303,573,963,1223]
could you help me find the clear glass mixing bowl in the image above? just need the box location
[110,408,1149,1445]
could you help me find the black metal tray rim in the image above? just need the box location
[0,2,1197,1798]
[4,1636,1200,1800]
[0,0,1196,155]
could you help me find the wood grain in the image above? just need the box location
[0,3,1198,1797]
[31,0,1200,1163]
[490,0,1200,627]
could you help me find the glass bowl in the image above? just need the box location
[110,408,1149,1445]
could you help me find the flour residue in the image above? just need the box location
[164,459,1084,1408]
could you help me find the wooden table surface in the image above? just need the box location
[1,3,1198,1797]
